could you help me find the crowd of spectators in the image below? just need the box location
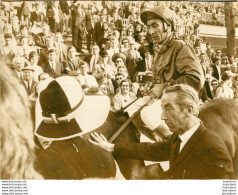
[1,0,238,114]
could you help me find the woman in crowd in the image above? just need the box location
[28,51,43,82]
[112,79,136,111]
[214,71,234,99]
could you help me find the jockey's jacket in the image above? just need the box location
[153,35,205,93]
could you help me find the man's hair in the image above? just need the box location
[221,71,233,81]
[163,84,200,116]
[93,45,100,50]
[67,46,76,53]
[79,61,89,68]
[29,51,39,60]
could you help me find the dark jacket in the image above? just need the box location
[35,137,116,179]
[113,124,234,179]
[62,57,84,76]
[153,36,204,92]
[42,61,64,77]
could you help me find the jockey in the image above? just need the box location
[129,5,205,141]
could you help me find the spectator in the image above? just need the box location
[62,46,84,76]
[77,61,98,92]
[42,49,64,77]
[120,37,130,53]
[211,56,222,81]
[85,3,99,52]
[35,23,51,48]
[85,45,101,73]
[112,53,127,68]
[11,56,25,80]
[38,35,56,66]
[214,71,234,99]
[30,3,46,28]
[123,42,142,80]
[55,32,68,63]
[137,47,152,72]
[112,79,136,111]
[28,51,43,82]
[93,13,107,47]
[21,66,38,97]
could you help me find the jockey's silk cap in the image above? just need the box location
[112,53,126,63]
[35,76,110,141]
[140,6,175,30]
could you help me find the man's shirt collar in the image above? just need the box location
[179,120,200,152]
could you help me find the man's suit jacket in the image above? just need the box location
[93,22,104,45]
[113,124,234,179]
[42,61,64,77]
[35,33,48,48]
[55,43,68,63]
[211,64,221,81]
[30,12,46,24]
[20,79,38,96]
[123,50,141,79]
[62,58,84,76]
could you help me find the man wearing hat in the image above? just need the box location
[21,66,38,97]
[112,53,127,68]
[34,76,116,179]
[140,5,204,97]
[120,37,130,53]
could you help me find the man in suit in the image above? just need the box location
[55,32,68,63]
[123,42,142,81]
[38,35,56,66]
[137,47,152,72]
[93,14,106,47]
[21,66,38,97]
[11,56,25,80]
[35,23,51,48]
[30,3,46,27]
[89,84,234,179]
[85,3,99,52]
[42,49,64,77]
[84,45,101,73]
[62,46,84,76]
[211,57,222,81]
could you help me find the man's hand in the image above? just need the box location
[146,84,165,99]
[89,132,115,152]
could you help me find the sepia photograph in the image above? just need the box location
[0,0,237,193]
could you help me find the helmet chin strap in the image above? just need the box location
[154,30,170,51]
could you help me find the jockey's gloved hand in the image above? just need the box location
[89,132,115,153]
[146,83,165,99]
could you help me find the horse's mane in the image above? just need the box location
[0,62,43,179]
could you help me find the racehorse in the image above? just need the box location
[83,98,238,179]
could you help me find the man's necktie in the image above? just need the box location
[170,134,182,166]
[27,82,31,92]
